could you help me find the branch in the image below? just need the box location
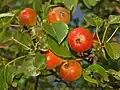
[106,26,120,42]
[34,75,39,90]
[12,87,18,90]
[34,73,55,90]
[115,7,120,14]
[39,73,53,77]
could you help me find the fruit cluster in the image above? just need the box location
[18,7,96,81]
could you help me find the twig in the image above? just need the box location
[4,54,35,83]
[39,73,53,77]
[115,7,120,14]
[102,24,109,43]
[12,37,32,50]
[12,87,18,90]
[106,26,120,42]
[34,75,39,90]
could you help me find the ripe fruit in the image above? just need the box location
[19,8,37,26]
[60,60,83,81]
[45,50,63,69]
[48,7,70,24]
[68,27,93,52]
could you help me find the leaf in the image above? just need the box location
[84,16,96,26]
[43,23,56,39]
[17,59,40,76]
[108,69,120,80]
[32,0,42,12]
[14,30,32,48]
[83,0,100,8]
[0,26,13,42]
[108,15,120,24]
[54,0,78,10]
[6,66,16,84]
[0,39,13,49]
[83,64,109,85]
[0,12,14,18]
[105,42,120,60]
[31,26,49,51]
[34,52,46,69]
[83,0,91,8]
[43,22,69,45]
[84,14,103,29]
[17,77,28,90]
[41,2,50,19]
[51,22,69,44]
[17,77,26,90]
[47,36,72,58]
[88,0,97,6]
[1,0,12,7]
[0,69,6,90]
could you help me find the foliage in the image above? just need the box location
[0,0,120,90]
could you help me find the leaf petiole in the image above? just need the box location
[12,37,32,51]
[102,24,109,43]
[106,26,120,43]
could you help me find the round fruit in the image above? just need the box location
[45,50,63,69]
[68,27,93,52]
[19,8,37,26]
[48,7,70,24]
[60,60,82,81]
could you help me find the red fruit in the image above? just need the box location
[45,50,63,69]
[68,27,93,52]
[19,8,37,26]
[60,60,83,81]
[48,7,70,24]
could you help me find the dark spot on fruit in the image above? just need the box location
[61,12,65,17]
[52,12,55,16]
[64,63,69,69]
[76,38,82,44]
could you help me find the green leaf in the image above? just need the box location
[54,0,78,10]
[108,69,120,80]
[17,59,40,76]
[0,27,13,42]
[32,0,42,12]
[0,69,6,90]
[31,26,49,51]
[83,0,91,8]
[88,0,97,6]
[6,66,16,84]
[83,0,100,8]
[43,23,56,39]
[84,14,103,29]
[17,77,26,90]
[1,0,12,7]
[14,30,32,48]
[47,36,72,58]
[0,12,14,18]
[34,52,46,69]
[84,16,96,26]
[108,15,120,24]
[0,39,13,49]
[41,2,50,19]
[105,42,120,60]
[83,64,108,85]
[43,22,69,45]
[51,22,68,44]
